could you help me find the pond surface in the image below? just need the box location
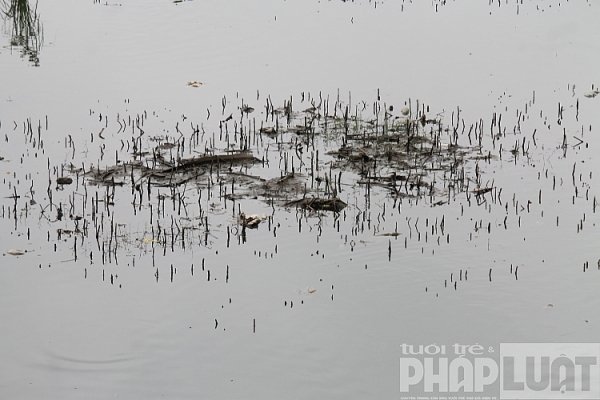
[1,1,600,399]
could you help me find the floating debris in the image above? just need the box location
[259,126,277,135]
[187,81,203,87]
[376,232,401,237]
[239,212,262,228]
[583,90,599,98]
[56,177,73,185]
[6,249,25,256]
[472,187,493,196]
[78,92,494,219]
[297,287,317,294]
[159,153,257,173]
[285,197,347,212]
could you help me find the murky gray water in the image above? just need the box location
[1,1,600,399]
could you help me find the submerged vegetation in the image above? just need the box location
[0,83,598,293]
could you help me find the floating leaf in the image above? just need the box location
[297,286,317,294]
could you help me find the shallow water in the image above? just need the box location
[1,1,600,399]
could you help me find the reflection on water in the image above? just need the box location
[0,0,43,66]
